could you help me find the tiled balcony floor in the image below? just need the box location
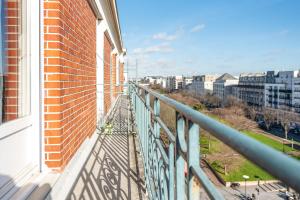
[68,96,146,200]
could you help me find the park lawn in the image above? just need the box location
[204,113,296,154]
[200,133,275,182]
[242,130,294,152]
[201,128,300,182]
[223,159,274,182]
[197,106,300,181]
[200,131,221,154]
[205,113,231,126]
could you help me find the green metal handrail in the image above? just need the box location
[129,82,300,200]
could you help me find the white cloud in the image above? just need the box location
[190,24,205,33]
[132,43,174,55]
[278,29,289,36]
[153,32,178,41]
[185,59,193,64]
[127,57,187,77]
[152,27,184,41]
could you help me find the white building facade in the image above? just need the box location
[264,71,299,112]
[213,73,239,101]
[237,73,266,107]
[190,75,217,96]
[166,75,185,91]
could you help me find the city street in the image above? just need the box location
[199,185,299,200]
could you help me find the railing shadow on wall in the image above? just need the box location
[129,82,300,200]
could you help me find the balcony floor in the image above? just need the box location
[68,96,146,200]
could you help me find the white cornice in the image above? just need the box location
[87,0,102,20]
[100,0,124,54]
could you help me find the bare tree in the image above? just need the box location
[245,106,257,121]
[262,108,277,130]
[277,109,300,139]
[224,96,242,108]
[201,94,222,109]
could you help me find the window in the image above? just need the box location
[0,0,30,124]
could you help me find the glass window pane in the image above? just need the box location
[0,0,30,124]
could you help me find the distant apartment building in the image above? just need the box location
[293,77,300,113]
[145,76,160,84]
[161,78,167,88]
[235,73,266,107]
[213,73,239,101]
[145,76,167,88]
[166,76,176,91]
[264,71,299,112]
[166,75,185,91]
[184,77,193,88]
[190,75,217,96]
[176,76,185,89]
[156,77,167,87]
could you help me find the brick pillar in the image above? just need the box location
[120,62,124,92]
[111,53,117,98]
[103,34,112,115]
[44,0,97,170]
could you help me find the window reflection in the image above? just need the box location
[0,0,30,124]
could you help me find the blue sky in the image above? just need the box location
[117,0,300,77]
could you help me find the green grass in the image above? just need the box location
[200,133,274,181]
[200,122,300,182]
[224,160,274,182]
[196,106,300,181]
[205,113,232,126]
[242,130,294,153]
[200,133,221,154]
[206,130,300,181]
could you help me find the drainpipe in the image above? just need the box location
[39,0,45,172]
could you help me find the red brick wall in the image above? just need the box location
[119,62,124,92]
[111,53,116,98]
[3,0,20,121]
[44,0,97,170]
[103,34,112,114]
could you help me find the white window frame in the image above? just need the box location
[19,0,30,117]
[0,0,32,137]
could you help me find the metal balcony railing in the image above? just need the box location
[129,83,300,200]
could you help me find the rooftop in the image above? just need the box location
[216,73,237,81]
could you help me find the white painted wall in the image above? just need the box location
[95,1,124,125]
[96,20,105,125]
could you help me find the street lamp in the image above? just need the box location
[254,175,260,200]
[254,175,260,186]
[243,175,250,199]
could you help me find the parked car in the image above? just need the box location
[258,120,268,130]
[289,123,300,135]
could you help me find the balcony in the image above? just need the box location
[44,83,300,200]
[64,95,146,199]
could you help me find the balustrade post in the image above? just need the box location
[169,142,175,200]
[138,88,143,150]
[188,120,200,200]
[154,98,160,137]
[176,112,187,199]
[134,86,137,114]
[145,92,150,173]
[154,97,161,198]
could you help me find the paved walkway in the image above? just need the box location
[68,96,146,200]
